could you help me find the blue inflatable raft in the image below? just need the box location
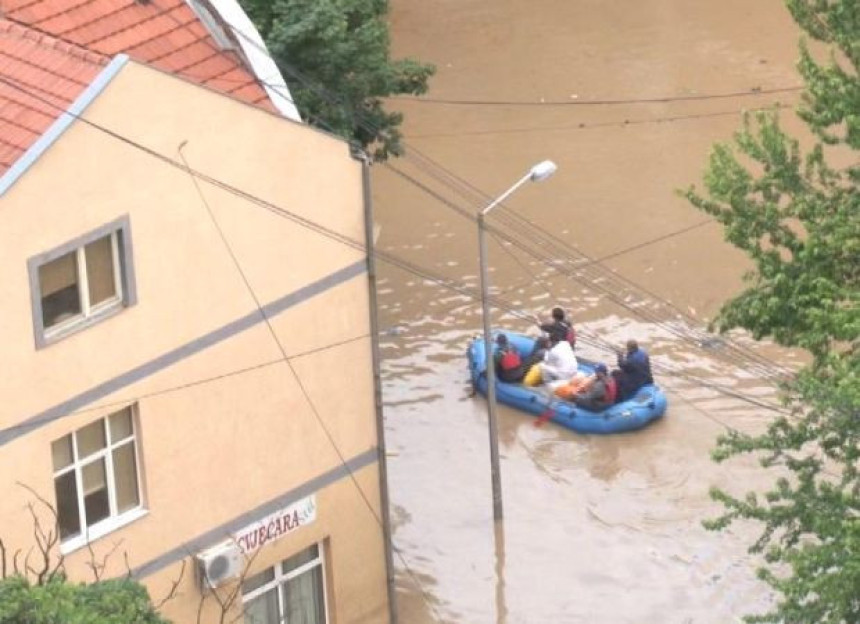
[468,331,668,434]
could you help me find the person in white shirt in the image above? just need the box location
[539,337,578,382]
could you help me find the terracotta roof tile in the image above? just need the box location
[0,18,107,175]
[1,0,274,111]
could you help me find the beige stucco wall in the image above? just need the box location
[0,60,388,622]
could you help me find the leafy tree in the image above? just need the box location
[0,575,170,624]
[239,0,435,160]
[684,1,860,622]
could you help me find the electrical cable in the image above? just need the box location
[0,63,794,435]
[382,162,793,384]
[185,9,803,385]
[407,103,794,139]
[175,142,447,624]
[393,85,804,107]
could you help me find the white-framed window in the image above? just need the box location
[242,543,328,624]
[28,216,136,348]
[51,405,145,552]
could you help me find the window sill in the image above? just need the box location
[39,300,125,349]
[59,507,149,555]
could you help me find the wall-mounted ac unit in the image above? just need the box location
[196,541,243,590]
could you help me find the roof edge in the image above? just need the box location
[200,0,302,122]
[0,54,130,197]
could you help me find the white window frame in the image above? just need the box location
[53,406,147,555]
[241,542,329,624]
[28,215,137,348]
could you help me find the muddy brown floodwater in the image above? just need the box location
[371,1,808,622]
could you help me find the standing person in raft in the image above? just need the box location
[494,334,525,383]
[536,306,576,348]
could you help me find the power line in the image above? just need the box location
[197,7,802,388]
[382,162,793,384]
[406,103,794,139]
[393,85,804,107]
[213,27,797,382]
[0,52,794,430]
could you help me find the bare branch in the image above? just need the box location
[15,483,58,524]
[0,537,7,579]
[123,552,133,579]
[17,482,63,584]
[22,547,34,578]
[154,559,187,610]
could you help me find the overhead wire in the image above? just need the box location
[199,10,802,386]
[407,103,795,139]
[189,22,800,390]
[382,162,793,385]
[1,68,796,417]
[175,0,846,533]
[393,85,804,107]
[0,16,801,432]
[175,141,446,624]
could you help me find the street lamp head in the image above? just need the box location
[529,160,557,182]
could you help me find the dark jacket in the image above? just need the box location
[540,319,573,346]
[617,347,653,391]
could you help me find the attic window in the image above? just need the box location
[187,0,235,50]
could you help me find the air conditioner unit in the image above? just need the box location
[196,541,243,590]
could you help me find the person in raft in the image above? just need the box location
[616,339,654,393]
[524,335,578,386]
[572,364,618,411]
[536,306,576,348]
[494,334,525,383]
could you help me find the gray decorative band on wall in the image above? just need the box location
[132,447,378,579]
[0,260,366,447]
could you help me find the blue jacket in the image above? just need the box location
[617,347,653,389]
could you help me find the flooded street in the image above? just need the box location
[372,1,807,622]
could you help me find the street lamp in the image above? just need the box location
[478,159,557,522]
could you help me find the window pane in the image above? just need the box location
[244,588,279,624]
[242,567,275,595]
[51,435,73,471]
[108,407,133,442]
[54,471,81,540]
[84,235,117,306]
[82,460,110,528]
[76,420,106,458]
[283,566,325,624]
[282,545,319,574]
[112,443,139,513]
[39,251,81,328]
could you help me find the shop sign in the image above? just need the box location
[234,495,316,554]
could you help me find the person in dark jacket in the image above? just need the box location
[610,369,636,402]
[537,307,576,348]
[616,339,653,392]
[494,334,525,383]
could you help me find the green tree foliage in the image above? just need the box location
[239,0,434,160]
[0,575,170,624]
[684,1,860,622]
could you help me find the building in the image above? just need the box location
[0,4,393,623]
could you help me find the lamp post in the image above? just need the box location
[479,159,557,522]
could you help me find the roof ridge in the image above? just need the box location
[0,16,108,66]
